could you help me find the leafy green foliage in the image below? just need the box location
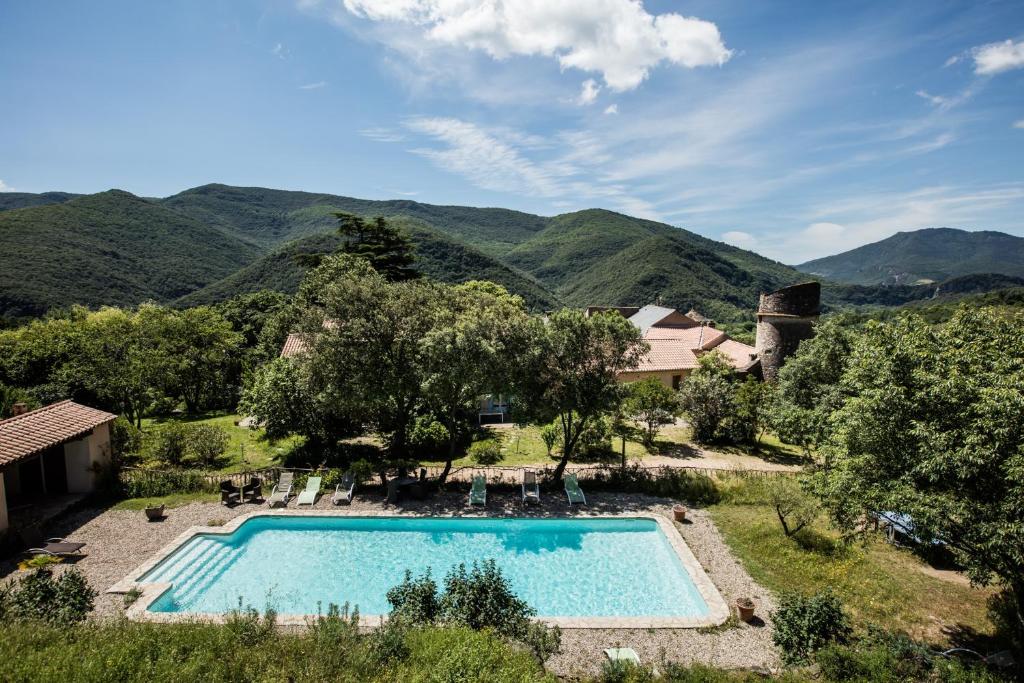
[387,570,441,625]
[763,476,818,537]
[677,353,737,443]
[333,212,419,281]
[772,589,851,664]
[623,377,681,448]
[803,307,1024,647]
[0,567,96,627]
[184,424,230,468]
[513,309,645,480]
[470,441,504,465]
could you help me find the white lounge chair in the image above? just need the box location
[296,476,322,507]
[267,472,294,508]
[332,472,355,505]
[522,470,540,505]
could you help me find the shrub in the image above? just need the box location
[224,601,277,647]
[772,589,851,664]
[588,464,721,506]
[470,440,504,465]
[440,560,534,638]
[110,416,142,459]
[386,569,440,626]
[120,469,208,498]
[409,418,450,457]
[142,421,191,466]
[598,659,654,683]
[2,567,96,626]
[395,626,552,682]
[576,416,614,458]
[540,422,560,456]
[185,424,229,468]
[623,377,680,448]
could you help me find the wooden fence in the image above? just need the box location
[119,461,793,493]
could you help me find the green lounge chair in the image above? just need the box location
[469,474,487,506]
[564,473,586,506]
[267,471,294,508]
[297,476,322,507]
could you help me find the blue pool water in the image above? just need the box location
[141,516,709,618]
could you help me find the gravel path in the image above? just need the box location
[1,490,780,679]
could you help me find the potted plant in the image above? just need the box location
[144,504,166,522]
[735,597,756,622]
[672,504,687,522]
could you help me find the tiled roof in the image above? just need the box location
[633,338,700,372]
[644,325,726,349]
[708,338,759,369]
[0,400,116,467]
[280,333,309,358]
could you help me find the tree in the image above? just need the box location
[730,376,773,445]
[623,377,680,448]
[677,351,736,443]
[769,317,855,457]
[764,476,818,537]
[808,308,1024,644]
[161,307,243,413]
[513,309,645,481]
[420,282,532,482]
[336,212,419,282]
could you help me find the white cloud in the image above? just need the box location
[972,39,1024,75]
[360,126,406,142]
[943,54,960,68]
[1014,119,1024,129]
[915,89,948,107]
[802,222,845,241]
[299,80,328,89]
[604,104,618,115]
[0,179,13,192]
[721,231,757,248]
[338,0,732,91]
[271,42,289,59]
[578,79,600,105]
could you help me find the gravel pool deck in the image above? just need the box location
[1,490,780,679]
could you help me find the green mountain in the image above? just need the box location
[0,192,79,211]
[6,183,1021,323]
[161,183,546,256]
[0,191,262,317]
[797,228,1024,285]
[179,219,560,311]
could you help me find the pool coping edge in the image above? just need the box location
[113,509,731,629]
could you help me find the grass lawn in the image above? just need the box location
[141,412,303,472]
[111,491,220,510]
[709,501,997,646]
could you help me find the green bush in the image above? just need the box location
[185,424,229,468]
[576,416,614,458]
[395,626,554,682]
[110,415,142,458]
[387,569,440,625]
[772,589,851,664]
[410,417,450,457]
[540,422,560,456]
[0,567,96,626]
[470,440,504,465]
[587,464,721,505]
[119,469,209,498]
[142,421,190,466]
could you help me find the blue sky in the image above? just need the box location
[1,0,1022,263]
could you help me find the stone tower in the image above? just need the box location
[755,281,821,381]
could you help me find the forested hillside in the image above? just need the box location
[4,183,1022,322]
[797,227,1024,285]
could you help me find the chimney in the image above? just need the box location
[11,402,29,416]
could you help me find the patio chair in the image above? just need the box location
[28,538,87,557]
[469,474,487,506]
[564,473,586,506]
[332,472,355,505]
[296,476,322,507]
[220,480,241,506]
[521,470,540,505]
[604,648,641,666]
[267,471,294,508]
[242,477,263,503]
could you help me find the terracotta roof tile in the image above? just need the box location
[280,333,309,358]
[634,339,701,372]
[0,400,116,467]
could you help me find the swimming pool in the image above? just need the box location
[124,513,728,628]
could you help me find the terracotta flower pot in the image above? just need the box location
[735,598,756,622]
[672,504,687,522]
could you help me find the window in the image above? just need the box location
[671,374,682,390]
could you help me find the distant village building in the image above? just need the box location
[590,305,758,389]
[0,400,116,537]
[754,282,821,381]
